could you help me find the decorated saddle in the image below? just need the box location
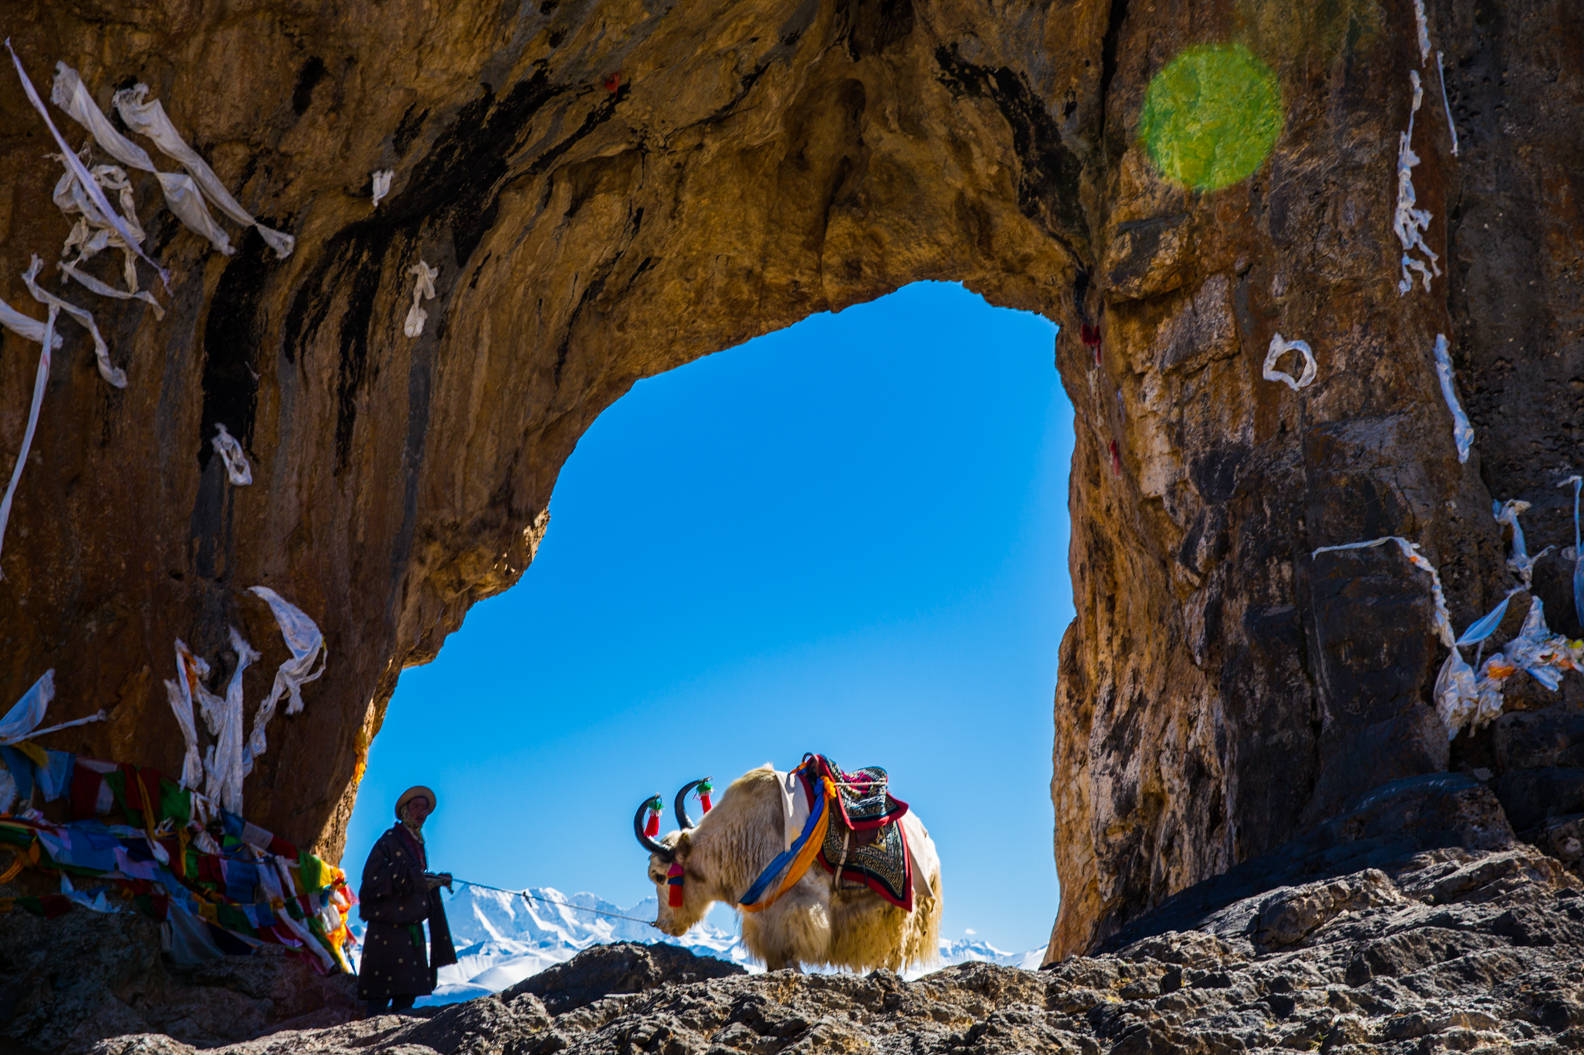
[737,752,917,914]
[804,755,914,910]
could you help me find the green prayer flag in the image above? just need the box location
[298,850,332,893]
[216,902,252,934]
[0,823,35,848]
[104,769,129,819]
[158,779,191,826]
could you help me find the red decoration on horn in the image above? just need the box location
[644,796,661,838]
[699,778,713,814]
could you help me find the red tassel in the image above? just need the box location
[644,796,661,837]
[698,778,713,814]
[700,793,712,813]
[667,863,685,907]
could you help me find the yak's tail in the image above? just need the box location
[904,875,943,970]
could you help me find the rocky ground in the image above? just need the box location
[50,777,1582,1055]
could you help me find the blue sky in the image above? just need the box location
[346,281,1076,954]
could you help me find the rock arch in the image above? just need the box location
[1,0,1579,958]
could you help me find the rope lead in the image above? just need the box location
[447,879,660,929]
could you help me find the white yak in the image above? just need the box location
[634,764,941,972]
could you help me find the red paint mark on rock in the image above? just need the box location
[604,72,622,93]
[1081,323,1102,365]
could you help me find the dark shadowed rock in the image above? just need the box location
[396,994,554,1055]
[1094,772,1514,952]
[499,942,746,1014]
[0,893,357,1055]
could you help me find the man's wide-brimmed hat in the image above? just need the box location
[395,785,436,819]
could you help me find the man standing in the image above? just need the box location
[357,785,457,1015]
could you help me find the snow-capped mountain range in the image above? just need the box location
[349,884,1046,1004]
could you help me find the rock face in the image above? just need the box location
[1046,0,1584,957]
[0,0,1580,965]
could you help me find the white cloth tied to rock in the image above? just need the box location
[6,40,169,287]
[1434,647,1479,738]
[163,589,324,810]
[112,82,295,259]
[1560,475,1584,630]
[200,627,258,813]
[248,585,327,730]
[371,169,394,207]
[1495,498,1552,586]
[1455,589,1520,648]
[0,304,57,574]
[1431,334,1474,464]
[1509,600,1574,689]
[49,158,167,316]
[164,641,209,791]
[51,63,157,173]
[52,62,235,258]
[51,157,146,287]
[1394,71,1441,295]
[212,423,253,485]
[0,669,106,746]
[1262,333,1317,391]
[59,259,165,319]
[1312,535,1455,648]
[1435,53,1459,157]
[404,260,439,337]
[23,255,126,388]
[0,670,54,744]
[0,295,62,350]
[1334,518,1584,742]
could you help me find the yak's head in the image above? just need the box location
[634,779,713,936]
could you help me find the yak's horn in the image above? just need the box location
[633,797,674,860]
[674,778,710,830]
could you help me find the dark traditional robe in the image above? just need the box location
[357,824,456,1001]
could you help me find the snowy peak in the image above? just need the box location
[938,934,1047,970]
[443,885,662,951]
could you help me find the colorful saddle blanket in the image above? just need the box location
[799,755,914,911]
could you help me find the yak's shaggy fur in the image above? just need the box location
[646,765,942,972]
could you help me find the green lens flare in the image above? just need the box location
[1138,43,1283,191]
